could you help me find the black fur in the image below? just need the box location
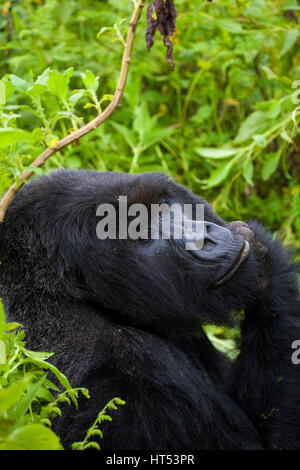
[0,169,299,450]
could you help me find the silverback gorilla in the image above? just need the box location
[0,169,299,450]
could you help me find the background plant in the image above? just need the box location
[0,298,81,449]
[0,298,124,450]
[72,397,126,450]
[0,0,299,253]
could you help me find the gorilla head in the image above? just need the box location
[0,169,262,336]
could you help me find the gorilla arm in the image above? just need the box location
[230,221,300,449]
[56,325,262,450]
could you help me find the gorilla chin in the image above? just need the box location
[213,239,250,287]
[213,219,269,287]
[187,219,254,288]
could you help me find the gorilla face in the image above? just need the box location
[136,214,250,287]
[0,169,262,333]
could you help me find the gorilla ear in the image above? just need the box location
[57,218,107,299]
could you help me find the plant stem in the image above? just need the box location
[0,0,146,222]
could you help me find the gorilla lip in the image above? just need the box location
[213,240,250,287]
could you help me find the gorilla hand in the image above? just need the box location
[228,221,268,261]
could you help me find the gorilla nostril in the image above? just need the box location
[204,237,217,248]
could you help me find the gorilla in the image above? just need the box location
[0,169,299,450]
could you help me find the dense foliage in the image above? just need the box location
[0,0,300,253]
[0,299,125,450]
[0,300,80,449]
[0,0,299,450]
[0,0,299,252]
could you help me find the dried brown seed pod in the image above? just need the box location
[146,2,158,52]
[145,0,177,70]
[145,1,213,70]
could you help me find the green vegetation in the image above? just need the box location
[0,0,299,251]
[72,397,126,450]
[0,0,299,450]
[0,299,125,449]
[0,299,80,449]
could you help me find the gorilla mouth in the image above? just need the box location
[213,240,250,287]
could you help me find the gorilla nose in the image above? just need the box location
[183,220,239,260]
[202,222,235,249]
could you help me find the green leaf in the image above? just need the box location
[279,29,299,58]
[0,80,6,106]
[22,357,78,407]
[0,128,42,148]
[4,322,22,331]
[97,26,113,39]
[111,122,137,150]
[11,377,46,420]
[191,105,213,124]
[20,348,54,362]
[66,156,81,169]
[215,19,244,34]
[31,128,44,139]
[196,148,242,159]
[261,65,277,80]
[280,130,293,144]
[69,91,85,106]
[81,70,99,92]
[242,158,254,185]
[143,128,174,149]
[35,68,51,86]
[253,134,268,148]
[0,441,25,450]
[23,166,44,175]
[99,94,113,105]
[267,101,282,120]
[3,80,14,101]
[84,441,101,450]
[114,398,126,406]
[8,75,27,92]
[2,424,63,450]
[133,102,151,139]
[10,10,24,33]
[282,4,300,11]
[0,300,5,335]
[206,332,238,360]
[262,152,280,181]
[26,83,47,99]
[64,67,74,83]
[0,380,29,413]
[234,111,271,143]
[0,340,5,365]
[83,103,96,109]
[202,158,238,188]
[48,71,70,100]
